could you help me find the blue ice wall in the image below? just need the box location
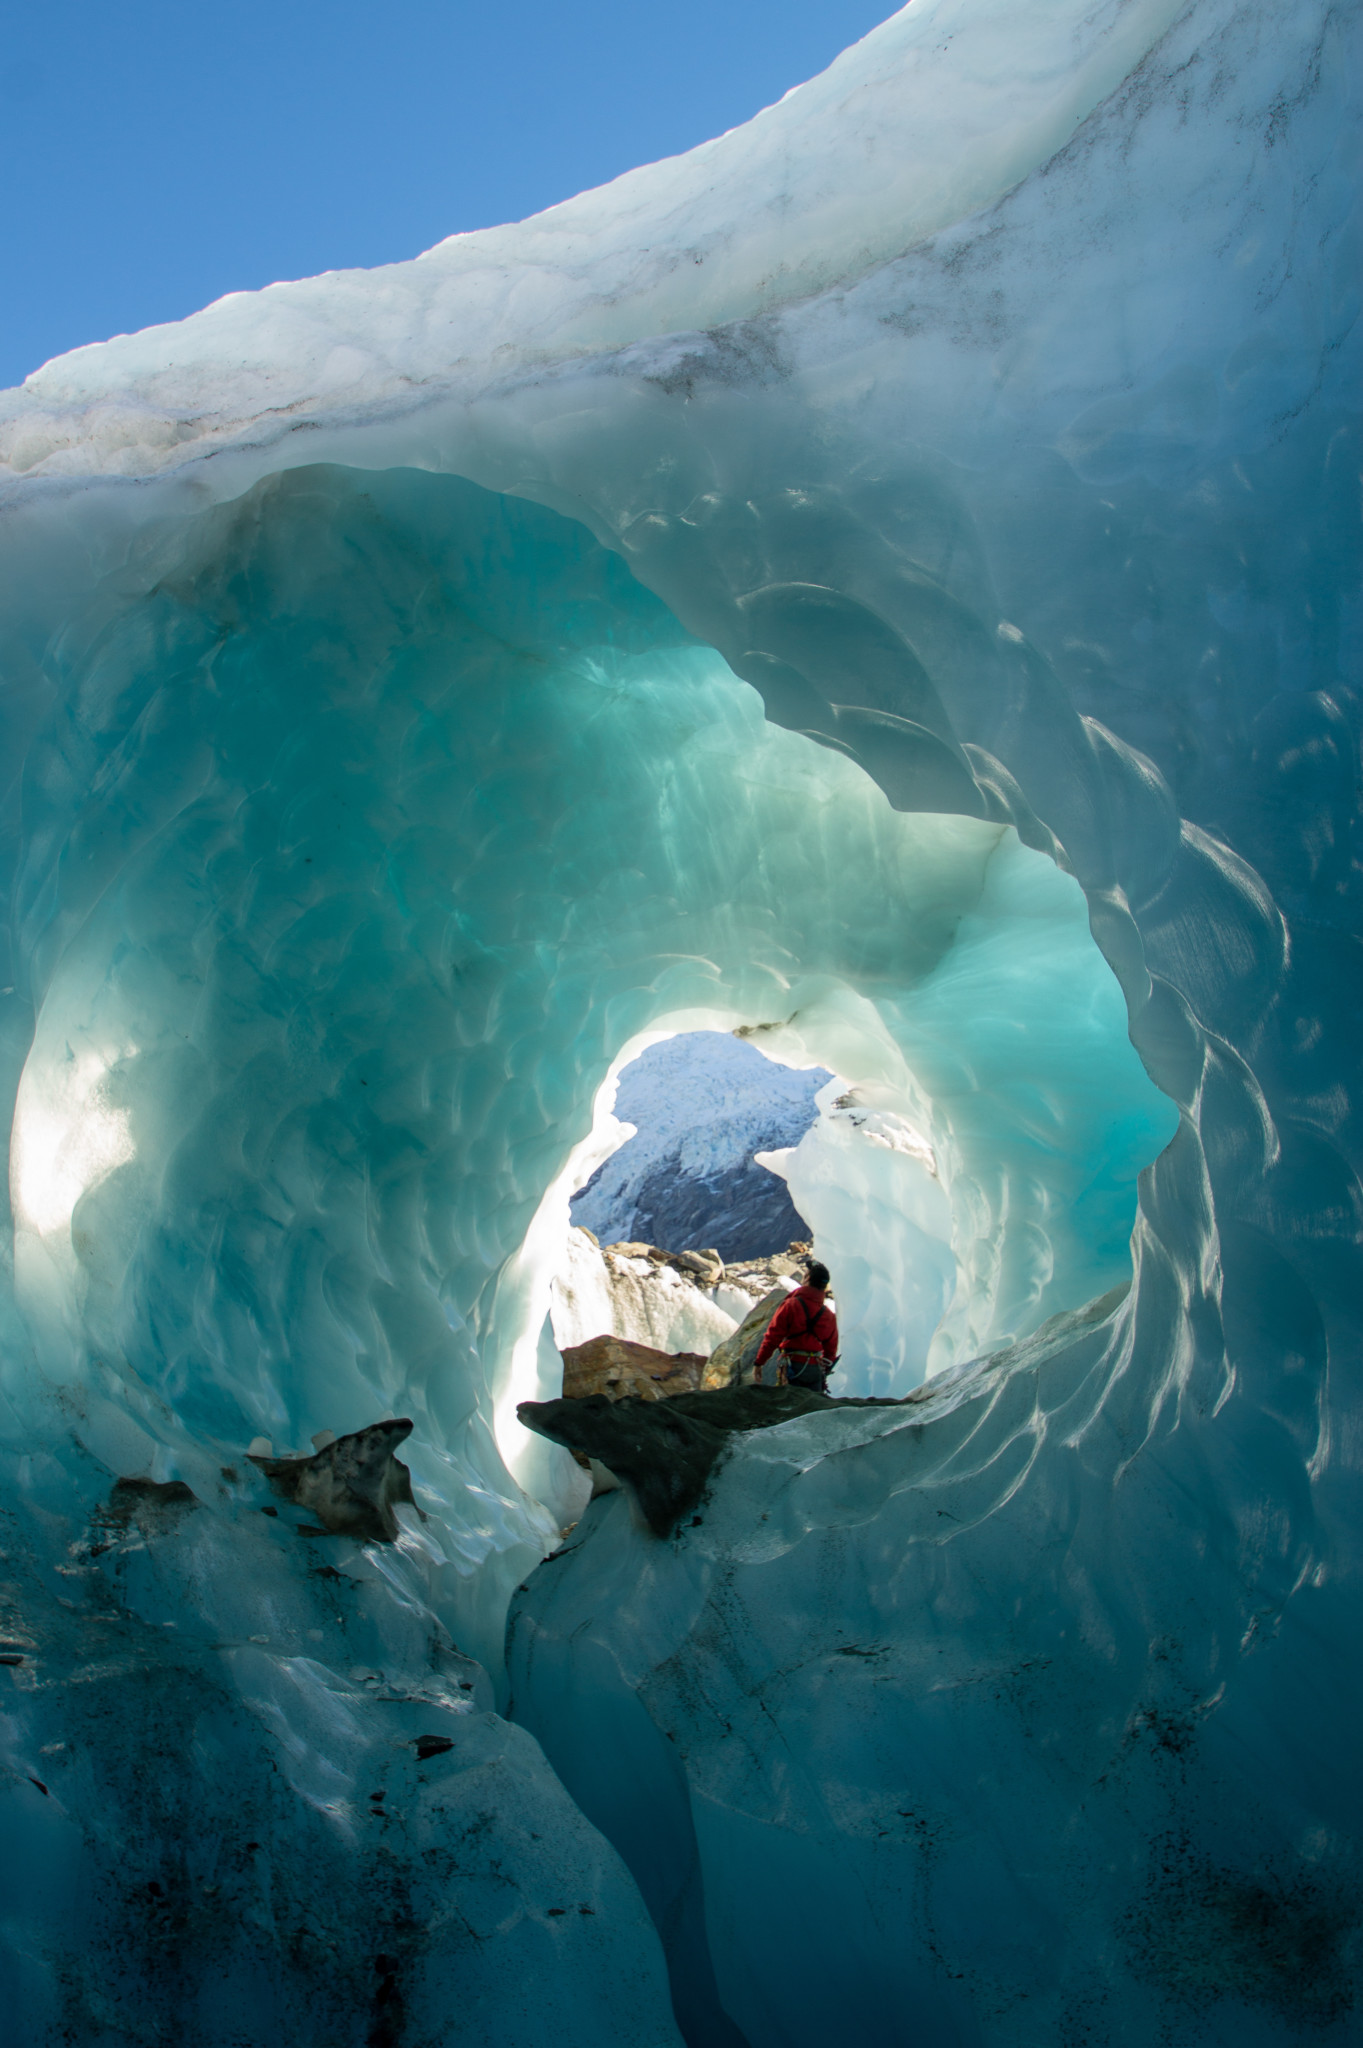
[501,0,1363,2035]
[0,463,1172,2042]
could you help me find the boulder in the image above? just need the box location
[658,1246,725,1289]
[560,1333,706,1402]
[701,1285,793,1390]
[599,1241,723,1289]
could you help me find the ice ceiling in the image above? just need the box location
[0,0,1359,2042]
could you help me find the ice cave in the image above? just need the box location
[0,0,1358,2041]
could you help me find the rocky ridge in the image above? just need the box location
[551,1231,811,1383]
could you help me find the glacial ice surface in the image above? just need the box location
[0,0,1359,2039]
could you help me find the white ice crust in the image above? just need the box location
[0,0,1182,485]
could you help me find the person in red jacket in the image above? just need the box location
[753,1262,838,1392]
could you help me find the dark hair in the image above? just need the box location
[807,1260,830,1290]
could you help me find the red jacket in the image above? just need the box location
[754,1285,838,1368]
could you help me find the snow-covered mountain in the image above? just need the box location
[570,1030,831,1259]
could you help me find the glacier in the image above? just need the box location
[0,0,1360,2040]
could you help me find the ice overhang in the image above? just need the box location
[0,0,1185,491]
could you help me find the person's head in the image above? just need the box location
[807,1260,830,1291]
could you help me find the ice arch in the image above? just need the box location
[5,462,1172,1611]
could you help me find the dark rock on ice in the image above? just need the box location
[519,1385,899,1536]
[248,1419,418,1544]
[413,1734,455,1761]
[102,1477,200,1535]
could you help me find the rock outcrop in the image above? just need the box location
[519,1386,899,1537]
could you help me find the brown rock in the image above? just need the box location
[560,1334,707,1403]
[660,1247,725,1289]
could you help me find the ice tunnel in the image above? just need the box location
[0,0,1359,2042]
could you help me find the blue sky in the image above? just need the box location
[0,1,894,391]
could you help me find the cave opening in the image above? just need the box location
[568,1027,830,1265]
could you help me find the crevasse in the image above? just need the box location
[0,0,1359,2042]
